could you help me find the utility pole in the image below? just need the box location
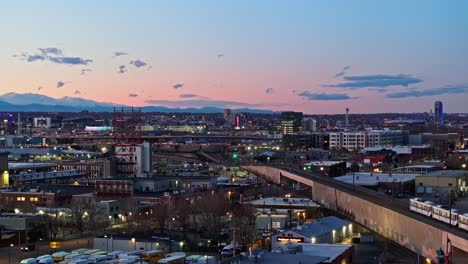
[231,227,240,257]
[352,172,355,192]
[448,192,452,227]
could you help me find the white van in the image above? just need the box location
[107,251,124,260]
[185,255,201,264]
[36,255,52,261]
[68,258,89,264]
[88,254,108,264]
[65,253,83,260]
[196,256,215,264]
[38,258,54,264]
[221,245,234,257]
[20,258,37,264]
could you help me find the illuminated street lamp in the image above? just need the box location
[9,243,14,264]
[131,237,136,250]
[179,241,184,251]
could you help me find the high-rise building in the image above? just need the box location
[434,101,444,126]
[302,118,317,132]
[224,109,232,120]
[281,111,303,134]
[235,114,242,129]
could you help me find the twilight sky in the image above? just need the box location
[0,0,467,114]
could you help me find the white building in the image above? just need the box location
[271,216,351,250]
[329,132,366,151]
[329,130,406,151]
[302,118,317,132]
[33,117,52,128]
[115,142,152,177]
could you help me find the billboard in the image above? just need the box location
[95,180,133,196]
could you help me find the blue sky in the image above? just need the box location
[0,0,467,113]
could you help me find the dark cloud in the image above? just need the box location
[178,94,209,99]
[217,54,224,59]
[25,54,46,62]
[39,48,63,55]
[173,83,184,89]
[325,74,422,89]
[145,99,259,108]
[113,52,128,57]
[385,84,468,98]
[297,91,355,100]
[128,93,138,97]
[81,68,92,75]
[265,88,274,94]
[118,65,127,74]
[129,59,147,68]
[335,65,351,77]
[56,81,67,88]
[48,56,92,65]
[15,48,92,66]
[179,94,198,98]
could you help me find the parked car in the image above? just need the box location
[20,243,36,252]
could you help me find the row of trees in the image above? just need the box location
[121,192,257,250]
[0,198,103,242]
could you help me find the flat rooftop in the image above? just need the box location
[247,197,318,207]
[239,252,327,264]
[335,172,418,186]
[304,161,344,166]
[8,162,56,170]
[296,243,352,263]
[418,170,468,178]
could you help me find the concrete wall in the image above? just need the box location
[94,237,160,252]
[243,166,468,262]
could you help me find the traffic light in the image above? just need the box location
[232,153,238,159]
[307,165,311,170]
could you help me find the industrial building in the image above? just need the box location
[415,170,468,201]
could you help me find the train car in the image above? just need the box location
[432,205,459,226]
[458,213,468,231]
[409,198,434,216]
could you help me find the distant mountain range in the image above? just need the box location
[0,93,275,114]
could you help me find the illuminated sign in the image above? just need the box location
[276,237,304,243]
[50,241,61,249]
[95,180,134,196]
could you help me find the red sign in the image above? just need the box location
[276,237,304,243]
[95,180,133,196]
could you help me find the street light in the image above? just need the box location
[9,243,14,264]
[179,241,184,251]
[104,235,109,252]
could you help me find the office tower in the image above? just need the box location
[434,101,444,126]
[281,111,303,134]
[224,109,232,120]
[345,108,350,129]
[302,118,317,132]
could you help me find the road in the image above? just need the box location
[0,237,94,264]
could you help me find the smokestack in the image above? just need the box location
[345,108,349,129]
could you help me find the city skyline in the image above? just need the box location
[1,1,467,114]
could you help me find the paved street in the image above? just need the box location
[0,237,94,264]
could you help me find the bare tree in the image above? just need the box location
[122,212,153,237]
[198,192,230,240]
[231,204,257,249]
[69,198,97,236]
[154,203,170,235]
